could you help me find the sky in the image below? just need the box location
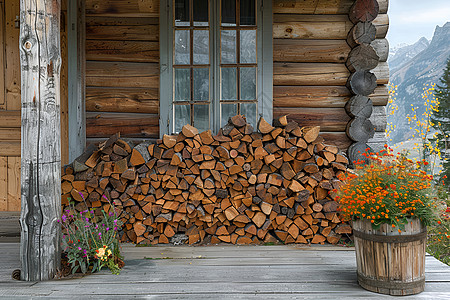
[387,0,450,48]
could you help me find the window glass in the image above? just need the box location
[194,105,210,132]
[240,102,257,127]
[175,69,191,101]
[221,0,236,26]
[193,30,209,64]
[221,30,236,64]
[175,105,191,133]
[240,67,256,100]
[175,30,190,65]
[194,0,209,26]
[175,0,190,26]
[240,0,256,25]
[221,68,237,100]
[221,103,237,127]
[193,68,209,101]
[240,30,256,63]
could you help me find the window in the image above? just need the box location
[160,0,272,135]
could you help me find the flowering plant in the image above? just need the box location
[59,194,123,275]
[335,146,439,231]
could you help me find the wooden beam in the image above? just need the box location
[19,0,61,281]
[68,0,86,161]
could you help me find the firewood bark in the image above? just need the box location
[62,115,352,247]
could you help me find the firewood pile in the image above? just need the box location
[61,115,352,245]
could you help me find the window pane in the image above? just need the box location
[194,105,209,132]
[240,0,256,25]
[194,0,209,26]
[193,68,209,101]
[240,30,256,63]
[175,30,190,65]
[175,105,191,133]
[240,102,257,128]
[221,67,237,100]
[175,68,191,101]
[175,0,190,26]
[221,30,236,64]
[240,67,256,100]
[221,0,236,26]
[221,103,237,127]
[193,30,209,64]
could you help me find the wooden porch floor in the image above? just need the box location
[0,241,449,299]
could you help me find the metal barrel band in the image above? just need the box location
[357,272,425,290]
[353,229,427,243]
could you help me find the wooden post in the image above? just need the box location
[19,0,62,281]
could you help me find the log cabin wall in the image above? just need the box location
[84,0,160,144]
[0,0,69,211]
[272,0,389,152]
[83,0,389,151]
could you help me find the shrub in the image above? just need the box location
[59,194,123,275]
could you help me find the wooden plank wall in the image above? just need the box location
[272,0,389,150]
[84,0,160,143]
[0,0,68,211]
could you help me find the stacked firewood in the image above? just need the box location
[61,115,352,245]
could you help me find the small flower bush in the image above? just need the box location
[335,146,439,231]
[59,194,123,275]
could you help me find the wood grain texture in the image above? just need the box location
[274,86,351,108]
[85,0,159,17]
[273,39,350,63]
[0,1,5,107]
[60,1,69,165]
[273,14,388,39]
[274,63,350,86]
[371,38,389,62]
[273,0,354,14]
[320,132,353,150]
[274,107,350,131]
[86,112,159,138]
[86,40,159,62]
[86,87,159,114]
[5,0,21,110]
[19,0,61,281]
[86,61,159,88]
[372,61,389,84]
[0,110,21,127]
[0,141,20,156]
[353,218,426,296]
[86,17,159,40]
[7,156,20,211]
[273,15,352,39]
[0,157,7,210]
[369,105,387,132]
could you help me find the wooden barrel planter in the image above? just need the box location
[352,218,427,296]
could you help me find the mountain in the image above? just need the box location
[388,22,450,144]
[389,38,429,74]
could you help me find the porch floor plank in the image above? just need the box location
[0,243,449,298]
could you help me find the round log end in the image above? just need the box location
[347,71,378,96]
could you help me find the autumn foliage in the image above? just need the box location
[335,146,438,231]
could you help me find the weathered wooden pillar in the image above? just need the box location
[19,0,62,281]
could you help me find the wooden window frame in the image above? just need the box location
[160,0,272,136]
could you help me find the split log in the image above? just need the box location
[62,115,352,246]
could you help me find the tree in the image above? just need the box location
[430,58,450,189]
